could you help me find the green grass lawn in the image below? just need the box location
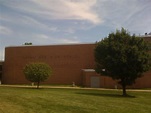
[0,86,151,113]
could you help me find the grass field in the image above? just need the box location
[0,86,151,113]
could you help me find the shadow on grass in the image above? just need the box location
[0,85,74,91]
[0,85,42,90]
[77,92,136,98]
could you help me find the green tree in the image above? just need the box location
[23,62,52,88]
[95,28,151,96]
[24,42,32,45]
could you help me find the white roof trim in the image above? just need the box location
[82,69,95,72]
[5,43,95,48]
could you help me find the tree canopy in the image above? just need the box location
[95,28,151,96]
[23,62,52,88]
[24,42,32,45]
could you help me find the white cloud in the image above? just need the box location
[0,26,12,35]
[58,36,80,43]
[21,16,58,32]
[0,14,58,32]
[97,0,151,34]
[33,34,49,39]
[61,0,101,24]
[3,0,102,24]
[30,33,80,44]
[31,0,101,24]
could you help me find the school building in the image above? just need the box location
[0,36,151,88]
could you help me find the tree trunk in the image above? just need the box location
[122,83,127,96]
[37,81,40,89]
[121,78,127,96]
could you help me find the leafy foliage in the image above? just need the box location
[148,43,151,62]
[95,28,151,95]
[24,42,32,45]
[23,62,52,88]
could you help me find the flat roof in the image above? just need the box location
[138,35,151,38]
[5,42,96,48]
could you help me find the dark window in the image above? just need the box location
[0,65,2,71]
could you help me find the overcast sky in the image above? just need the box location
[0,0,151,60]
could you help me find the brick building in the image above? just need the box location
[1,36,151,88]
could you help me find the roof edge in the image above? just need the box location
[5,42,96,48]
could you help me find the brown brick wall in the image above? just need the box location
[2,44,96,85]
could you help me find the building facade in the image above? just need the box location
[2,44,96,85]
[0,61,3,84]
[1,36,151,88]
